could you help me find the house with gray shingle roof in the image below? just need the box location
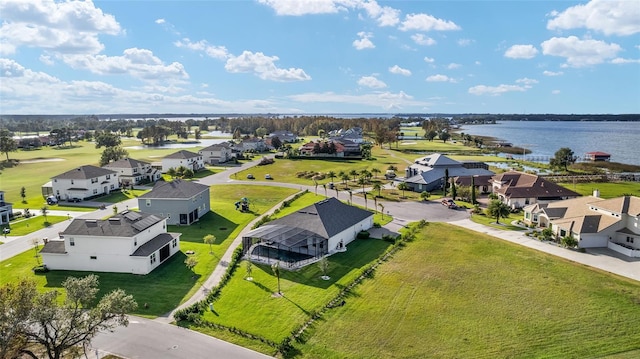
[161,150,205,173]
[242,197,374,269]
[198,142,234,164]
[40,211,181,274]
[49,165,119,202]
[403,153,494,193]
[138,179,210,225]
[491,171,580,209]
[523,195,640,257]
[103,158,161,186]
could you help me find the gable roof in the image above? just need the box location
[200,143,233,152]
[492,171,580,199]
[592,196,640,216]
[61,211,164,237]
[139,179,209,199]
[52,165,116,180]
[268,197,373,238]
[103,158,150,169]
[413,153,461,168]
[164,150,201,160]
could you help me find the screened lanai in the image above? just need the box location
[242,224,328,269]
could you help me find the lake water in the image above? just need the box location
[124,136,231,150]
[460,121,640,166]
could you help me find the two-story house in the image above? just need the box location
[162,150,205,173]
[199,143,234,165]
[0,191,12,225]
[40,211,181,274]
[50,165,119,201]
[138,179,210,225]
[103,158,161,186]
[491,171,580,209]
[239,138,267,152]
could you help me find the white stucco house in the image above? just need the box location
[162,150,205,173]
[138,179,210,225]
[242,197,374,269]
[198,143,234,165]
[49,165,119,201]
[491,171,580,209]
[523,195,640,257]
[103,158,161,186]
[40,211,181,274]
[0,191,12,225]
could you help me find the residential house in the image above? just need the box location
[162,150,205,173]
[585,151,611,162]
[0,191,12,225]
[523,194,640,257]
[137,179,210,225]
[453,174,493,194]
[329,127,364,144]
[199,142,234,165]
[491,171,580,209]
[242,197,374,269]
[103,158,161,186]
[40,211,181,274]
[403,153,494,193]
[239,137,267,152]
[268,130,298,143]
[299,140,346,158]
[49,165,119,201]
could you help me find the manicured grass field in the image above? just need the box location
[556,181,640,199]
[470,211,527,231]
[293,223,640,358]
[1,215,68,236]
[195,238,393,343]
[99,189,150,203]
[0,185,298,318]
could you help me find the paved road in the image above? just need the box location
[92,316,272,359]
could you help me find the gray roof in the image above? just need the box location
[61,211,164,237]
[200,143,232,152]
[266,197,373,238]
[131,233,180,257]
[103,158,150,169]
[52,165,116,180]
[40,240,66,254]
[164,150,201,159]
[406,167,494,187]
[413,153,460,167]
[138,179,209,199]
[244,224,325,248]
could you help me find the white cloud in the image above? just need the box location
[468,84,527,96]
[61,48,190,81]
[447,63,461,69]
[504,44,539,59]
[257,0,346,15]
[0,0,121,56]
[174,38,229,60]
[424,57,435,63]
[39,54,54,66]
[224,50,311,82]
[457,39,473,47]
[541,36,621,67]
[353,31,375,50]
[552,90,561,95]
[358,1,400,26]
[399,13,461,32]
[426,74,455,83]
[515,78,538,87]
[543,70,564,76]
[389,65,411,76]
[358,75,387,88]
[547,0,640,36]
[155,18,165,24]
[411,34,436,46]
[611,57,640,64]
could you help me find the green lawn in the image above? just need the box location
[557,181,640,198]
[1,215,68,236]
[0,184,298,318]
[99,189,150,203]
[193,238,393,343]
[293,223,640,358]
[470,211,527,231]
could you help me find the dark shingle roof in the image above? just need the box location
[164,150,201,159]
[131,233,180,256]
[40,240,66,254]
[138,179,209,199]
[103,158,150,169]
[52,165,116,180]
[61,212,164,237]
[493,172,580,199]
[268,197,373,238]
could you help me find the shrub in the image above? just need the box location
[356,230,370,239]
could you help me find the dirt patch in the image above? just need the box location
[400,142,417,145]
[21,158,66,164]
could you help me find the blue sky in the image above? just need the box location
[1,0,639,115]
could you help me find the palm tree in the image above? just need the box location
[357,176,367,193]
[373,195,378,214]
[341,173,350,186]
[371,168,381,179]
[271,262,281,295]
[420,191,430,201]
[378,203,385,219]
[349,169,358,182]
[203,234,216,254]
[167,167,177,179]
[443,168,449,196]
[372,183,382,197]
[487,199,511,224]
[397,182,409,198]
[363,192,368,209]
[322,183,327,197]
[327,170,336,184]
[338,170,346,183]
[348,190,353,205]
[41,205,49,223]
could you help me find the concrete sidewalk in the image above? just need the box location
[448,218,640,282]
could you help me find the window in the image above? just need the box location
[560,229,566,237]
[133,168,138,173]
[106,175,111,179]
[110,184,115,189]
[90,256,97,260]
[71,180,74,185]
[91,178,98,183]
[134,238,137,246]
[150,253,157,264]
[93,189,98,194]
[172,239,177,248]
[146,199,151,207]
[70,238,75,246]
